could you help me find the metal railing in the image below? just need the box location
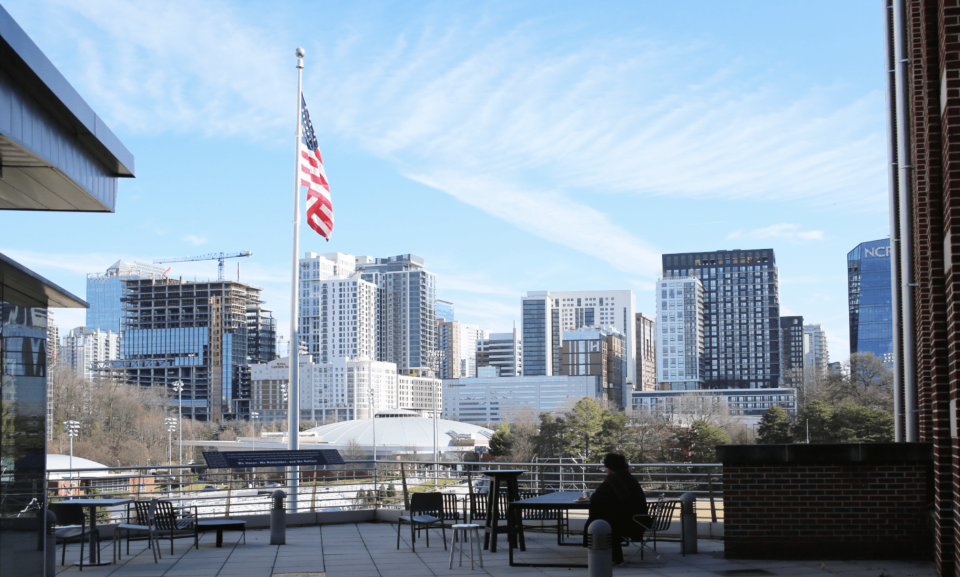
[33,460,722,524]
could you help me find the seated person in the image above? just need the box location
[583,453,648,564]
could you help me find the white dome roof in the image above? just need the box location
[47,454,109,470]
[303,416,493,452]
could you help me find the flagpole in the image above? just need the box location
[287,46,305,511]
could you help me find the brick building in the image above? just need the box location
[886,0,960,572]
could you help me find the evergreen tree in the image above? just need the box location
[829,404,894,442]
[565,398,605,459]
[489,423,512,457]
[792,400,834,442]
[757,406,792,444]
[678,420,731,463]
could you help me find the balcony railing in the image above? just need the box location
[32,460,722,525]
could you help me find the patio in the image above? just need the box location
[53,523,935,577]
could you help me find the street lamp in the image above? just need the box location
[64,420,80,496]
[164,417,177,466]
[368,389,376,464]
[172,381,184,465]
[251,411,260,452]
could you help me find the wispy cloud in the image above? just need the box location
[728,223,825,242]
[181,234,207,246]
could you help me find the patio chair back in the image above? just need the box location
[409,492,443,517]
[469,490,508,521]
[134,501,154,525]
[440,493,460,521]
[49,503,86,527]
[648,499,677,532]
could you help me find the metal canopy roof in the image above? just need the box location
[0,252,87,308]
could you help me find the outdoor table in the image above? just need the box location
[60,498,134,566]
[479,469,525,553]
[506,491,590,568]
[196,519,246,548]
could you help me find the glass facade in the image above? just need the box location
[1,289,48,577]
[86,261,166,334]
[436,300,455,322]
[847,239,894,364]
[522,300,547,375]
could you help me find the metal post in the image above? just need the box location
[287,47,306,511]
[174,381,184,465]
[587,519,612,577]
[892,0,918,441]
[65,420,79,496]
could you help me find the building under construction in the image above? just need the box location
[116,277,267,422]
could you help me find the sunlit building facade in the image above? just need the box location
[847,239,894,365]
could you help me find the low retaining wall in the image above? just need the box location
[718,443,932,560]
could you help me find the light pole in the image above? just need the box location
[172,381,184,465]
[164,418,177,466]
[65,420,80,496]
[368,388,376,463]
[251,412,260,452]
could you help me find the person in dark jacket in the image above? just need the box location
[584,453,648,563]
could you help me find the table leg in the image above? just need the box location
[216,528,224,548]
[89,506,99,564]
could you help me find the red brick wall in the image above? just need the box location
[719,444,932,560]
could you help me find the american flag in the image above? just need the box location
[300,96,333,240]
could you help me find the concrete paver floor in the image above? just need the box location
[52,523,935,577]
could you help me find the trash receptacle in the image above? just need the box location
[678,492,697,554]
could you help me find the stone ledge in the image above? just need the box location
[717,442,933,465]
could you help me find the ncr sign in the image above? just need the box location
[864,246,890,258]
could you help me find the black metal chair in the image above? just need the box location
[153,500,198,554]
[630,499,680,564]
[49,502,99,571]
[397,492,447,552]
[518,489,569,542]
[113,500,160,563]
[441,493,461,525]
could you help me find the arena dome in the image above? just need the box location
[301,412,493,455]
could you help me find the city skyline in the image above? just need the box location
[1,1,887,362]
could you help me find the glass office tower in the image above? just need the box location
[86,260,166,334]
[847,239,894,365]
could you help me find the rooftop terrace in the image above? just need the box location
[54,523,934,577]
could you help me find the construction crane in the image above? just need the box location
[153,251,253,282]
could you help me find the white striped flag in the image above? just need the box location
[300,96,333,240]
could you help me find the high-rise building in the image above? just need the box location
[560,326,625,405]
[847,239,894,365]
[356,254,437,371]
[655,277,705,391]
[117,278,263,421]
[252,356,440,423]
[298,253,378,363]
[46,310,59,367]
[436,299,455,322]
[520,290,636,401]
[779,316,805,388]
[458,324,485,378]
[661,249,781,389]
[803,324,828,379]
[246,305,277,364]
[62,327,120,381]
[635,313,657,391]
[86,260,167,334]
[436,320,461,379]
[476,323,522,377]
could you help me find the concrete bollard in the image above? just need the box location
[270,490,287,545]
[45,509,56,577]
[587,519,612,577]
[679,492,698,554]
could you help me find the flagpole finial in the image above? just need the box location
[296,47,305,69]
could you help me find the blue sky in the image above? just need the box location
[2,1,888,361]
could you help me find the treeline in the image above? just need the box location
[488,396,747,464]
[47,367,315,468]
[489,353,896,464]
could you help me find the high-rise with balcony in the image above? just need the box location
[803,323,828,379]
[521,289,636,402]
[779,316,804,387]
[560,326,626,405]
[635,313,657,391]
[357,254,437,371]
[655,277,705,390]
[62,327,120,381]
[661,249,780,389]
[436,320,462,378]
